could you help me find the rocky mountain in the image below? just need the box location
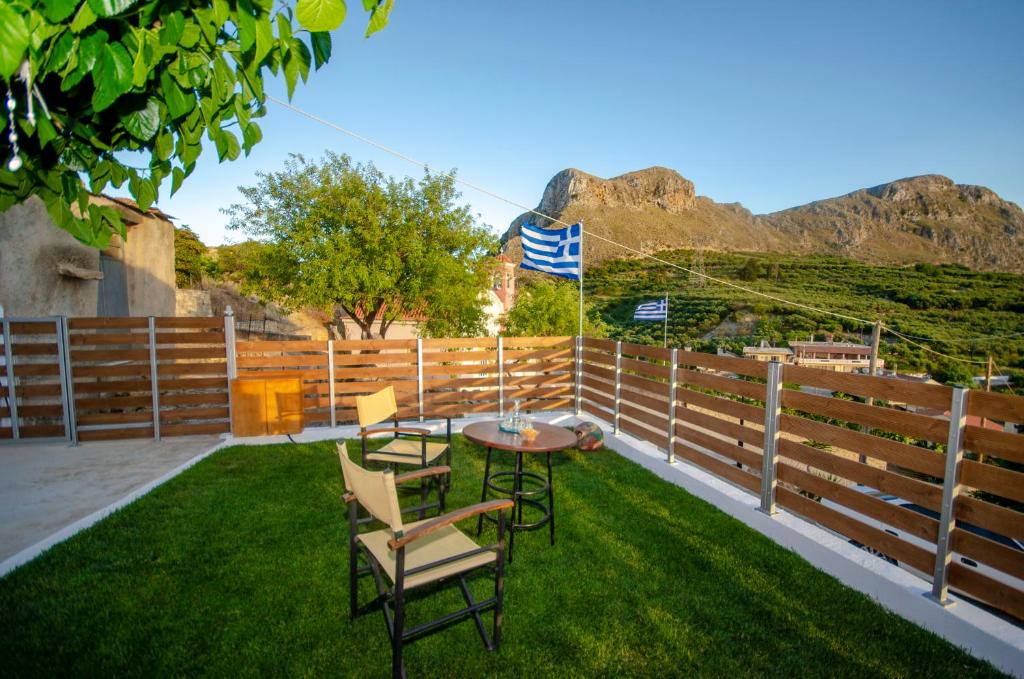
[500,168,1024,272]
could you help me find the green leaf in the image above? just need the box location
[109,162,128,187]
[310,32,331,70]
[89,159,111,192]
[289,38,311,83]
[365,0,392,37]
[213,0,230,26]
[43,0,79,23]
[92,42,133,112]
[131,174,157,210]
[160,69,194,119]
[69,2,97,33]
[276,12,293,44]
[0,4,30,79]
[123,98,161,140]
[87,0,138,17]
[213,129,240,162]
[237,0,257,53]
[170,166,186,196]
[241,121,262,154]
[35,114,59,147]
[361,0,376,11]
[45,31,76,72]
[283,49,300,98]
[161,11,185,45]
[155,131,173,160]
[180,24,201,49]
[295,0,346,32]
[254,13,274,65]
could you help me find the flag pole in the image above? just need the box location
[578,220,584,338]
[663,293,669,348]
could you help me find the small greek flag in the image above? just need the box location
[519,222,581,281]
[634,299,668,321]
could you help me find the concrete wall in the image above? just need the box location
[0,197,102,317]
[0,195,176,318]
[176,289,212,317]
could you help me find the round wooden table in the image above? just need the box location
[462,420,578,563]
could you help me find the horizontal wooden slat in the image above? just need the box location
[75,395,152,410]
[77,426,154,441]
[677,407,764,448]
[957,496,1024,540]
[778,414,946,478]
[423,364,499,377]
[157,363,227,377]
[236,355,328,368]
[952,529,1024,581]
[581,389,614,413]
[18,424,65,438]
[69,332,149,345]
[154,317,224,328]
[677,367,764,400]
[582,337,616,352]
[17,404,64,418]
[73,364,150,378]
[161,422,230,437]
[11,343,58,356]
[777,488,935,574]
[679,425,762,469]
[333,339,418,351]
[580,349,616,368]
[520,397,573,411]
[783,364,952,410]
[947,562,1024,621]
[69,379,152,394]
[68,318,148,329]
[620,418,668,449]
[777,464,939,543]
[781,389,949,442]
[505,360,573,374]
[778,438,942,510]
[620,356,671,379]
[583,364,616,382]
[158,377,228,391]
[236,340,325,352]
[677,443,761,493]
[504,348,573,361]
[620,342,672,362]
[160,392,229,406]
[153,332,225,344]
[676,387,765,425]
[71,348,150,361]
[10,363,61,377]
[333,352,416,366]
[581,375,613,399]
[504,373,570,388]
[620,402,667,430]
[504,386,574,400]
[960,460,1024,503]
[964,426,1024,465]
[333,366,418,379]
[422,350,497,363]
[160,406,230,422]
[421,337,496,350]
[332,380,418,394]
[9,322,60,334]
[677,351,769,378]
[423,392,499,406]
[156,347,226,360]
[77,411,153,426]
[966,390,1024,424]
[500,336,572,348]
[620,372,670,397]
[620,386,669,415]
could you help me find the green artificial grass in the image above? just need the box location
[0,436,1006,678]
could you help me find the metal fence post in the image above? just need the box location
[575,335,583,415]
[54,316,74,443]
[224,307,236,435]
[58,316,78,445]
[613,341,622,435]
[497,336,505,417]
[416,338,424,422]
[667,347,679,464]
[758,360,784,515]
[327,339,337,429]
[1,315,19,440]
[148,317,161,441]
[929,386,969,607]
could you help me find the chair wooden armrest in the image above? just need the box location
[394,466,451,486]
[389,499,514,549]
[362,426,432,437]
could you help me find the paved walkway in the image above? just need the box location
[0,435,221,565]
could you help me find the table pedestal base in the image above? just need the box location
[476,447,555,563]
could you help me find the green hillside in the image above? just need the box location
[585,250,1024,384]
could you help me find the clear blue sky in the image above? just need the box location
[155,1,1024,245]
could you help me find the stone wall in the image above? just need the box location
[175,289,212,317]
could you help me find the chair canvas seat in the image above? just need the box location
[366,439,449,466]
[358,518,494,590]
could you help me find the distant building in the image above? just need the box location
[0,195,176,317]
[742,340,794,363]
[789,338,884,373]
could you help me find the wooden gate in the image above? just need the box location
[0,317,72,441]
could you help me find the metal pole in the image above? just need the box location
[59,317,78,445]
[327,339,337,429]
[224,306,237,435]
[575,335,583,416]
[929,387,969,606]
[55,317,74,443]
[663,294,669,349]
[758,360,784,515]
[497,336,505,417]
[980,355,992,464]
[2,317,19,440]
[667,347,678,463]
[859,320,883,464]
[613,341,622,435]
[416,337,424,422]
[148,317,161,441]
[577,219,584,339]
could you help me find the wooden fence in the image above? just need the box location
[580,338,1024,622]
[2,315,1023,621]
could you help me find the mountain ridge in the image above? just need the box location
[500,168,1024,272]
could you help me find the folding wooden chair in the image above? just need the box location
[356,386,452,516]
[338,443,513,679]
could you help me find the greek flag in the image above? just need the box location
[519,222,581,281]
[634,299,668,321]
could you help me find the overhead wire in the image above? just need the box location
[264,95,1012,371]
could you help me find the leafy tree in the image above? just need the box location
[738,257,762,281]
[0,0,393,249]
[504,279,608,337]
[174,225,208,288]
[225,152,497,339]
[933,361,977,388]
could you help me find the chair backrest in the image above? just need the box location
[337,442,404,534]
[356,386,397,428]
